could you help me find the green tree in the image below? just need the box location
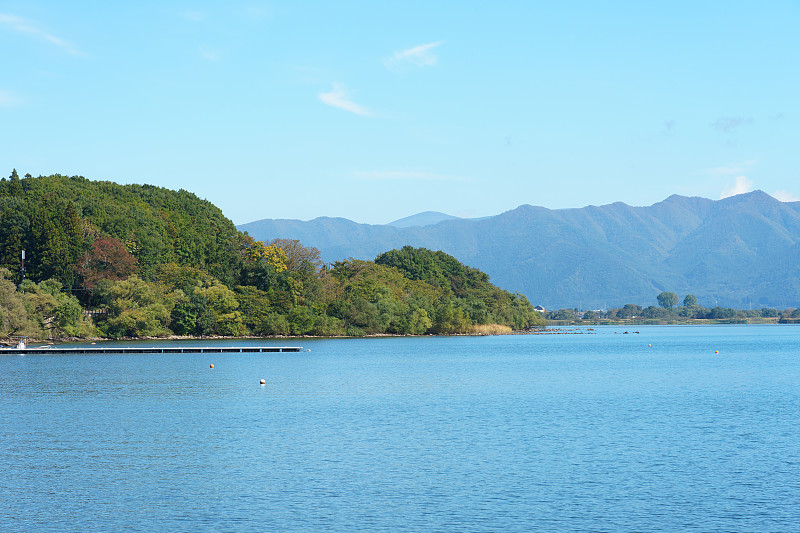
[234,285,272,335]
[0,268,41,338]
[8,169,23,196]
[706,306,735,319]
[547,308,575,320]
[433,298,471,334]
[616,304,642,319]
[99,275,172,338]
[21,278,95,338]
[191,283,246,336]
[683,294,698,307]
[404,306,433,334]
[288,305,315,335]
[641,305,669,319]
[657,291,679,310]
[374,246,544,330]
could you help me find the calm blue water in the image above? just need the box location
[2,325,799,531]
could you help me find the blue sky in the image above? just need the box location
[2,1,799,225]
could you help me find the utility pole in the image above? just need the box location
[20,250,26,293]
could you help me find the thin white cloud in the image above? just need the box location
[772,190,799,202]
[179,10,206,22]
[198,45,221,61]
[720,176,754,199]
[0,89,23,107]
[0,13,81,55]
[708,159,756,176]
[353,171,465,182]
[385,41,444,70]
[319,83,372,116]
[241,4,271,21]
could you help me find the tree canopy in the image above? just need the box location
[0,173,544,340]
[657,291,679,310]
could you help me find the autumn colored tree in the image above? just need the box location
[267,238,322,271]
[76,236,138,290]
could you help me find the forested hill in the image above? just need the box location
[0,171,241,285]
[239,191,800,309]
[0,171,543,340]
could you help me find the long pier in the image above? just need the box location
[1,346,303,355]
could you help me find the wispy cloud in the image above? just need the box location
[711,116,753,133]
[720,176,754,199]
[708,159,756,176]
[0,89,23,107]
[198,45,222,61]
[385,41,444,70]
[241,4,271,21]
[319,83,372,116]
[353,171,465,182]
[179,10,206,22]
[772,190,799,202]
[0,13,81,55]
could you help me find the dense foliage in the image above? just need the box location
[545,291,800,324]
[0,170,241,287]
[376,246,543,331]
[0,172,544,340]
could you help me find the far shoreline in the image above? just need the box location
[5,319,798,346]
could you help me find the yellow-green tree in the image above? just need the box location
[99,276,172,338]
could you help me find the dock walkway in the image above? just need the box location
[1,346,303,355]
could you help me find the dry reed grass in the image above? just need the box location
[470,324,513,335]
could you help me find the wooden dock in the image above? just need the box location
[0,346,303,355]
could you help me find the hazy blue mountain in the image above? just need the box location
[388,211,461,228]
[238,192,800,309]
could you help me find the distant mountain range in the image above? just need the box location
[387,211,461,228]
[238,191,800,310]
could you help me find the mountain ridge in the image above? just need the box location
[238,192,800,309]
[388,211,461,228]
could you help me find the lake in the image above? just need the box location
[2,325,799,531]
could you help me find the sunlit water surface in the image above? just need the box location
[2,325,799,531]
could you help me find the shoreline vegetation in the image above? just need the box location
[544,293,800,327]
[549,317,799,326]
[2,173,795,345]
[7,319,798,347]
[1,326,535,346]
[1,173,546,343]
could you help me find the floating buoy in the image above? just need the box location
[715,350,719,354]
[648,344,652,347]
[209,364,214,369]
[260,379,266,385]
